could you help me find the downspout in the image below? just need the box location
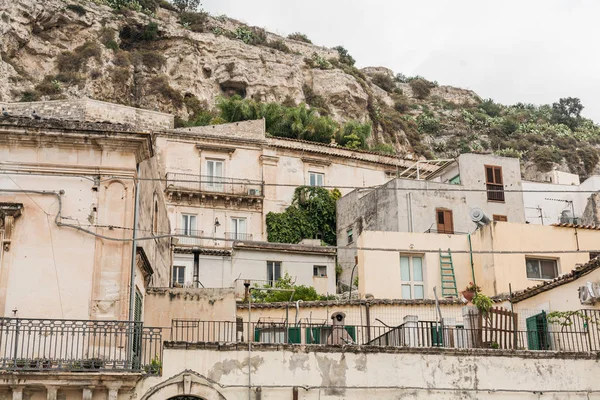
[128,163,141,321]
[407,193,413,232]
[468,233,476,286]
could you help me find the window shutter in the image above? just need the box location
[288,327,301,344]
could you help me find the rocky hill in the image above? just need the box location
[2,0,599,178]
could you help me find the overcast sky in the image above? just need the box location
[202,0,600,122]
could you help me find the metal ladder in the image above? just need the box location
[439,248,458,298]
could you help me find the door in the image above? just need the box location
[436,208,454,234]
[526,311,550,350]
[206,160,224,191]
[132,290,143,368]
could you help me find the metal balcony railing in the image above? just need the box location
[174,229,203,247]
[0,318,162,374]
[486,184,505,202]
[225,232,253,241]
[165,173,264,197]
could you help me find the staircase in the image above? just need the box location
[439,249,458,298]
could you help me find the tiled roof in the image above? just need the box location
[174,247,232,256]
[495,256,600,303]
[233,241,336,255]
[551,223,600,230]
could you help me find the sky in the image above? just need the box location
[201,0,600,122]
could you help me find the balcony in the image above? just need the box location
[486,183,505,202]
[174,229,204,247]
[165,173,264,209]
[225,232,253,241]
[0,318,162,374]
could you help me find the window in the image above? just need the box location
[436,208,454,234]
[485,165,505,202]
[313,265,327,277]
[206,159,224,190]
[181,214,197,235]
[449,175,461,185]
[267,261,281,285]
[526,258,558,280]
[347,228,353,244]
[230,217,247,240]
[309,172,324,187]
[172,266,185,287]
[400,255,424,299]
[493,214,508,222]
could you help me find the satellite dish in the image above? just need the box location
[470,208,491,227]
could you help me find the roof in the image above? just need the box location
[233,241,336,255]
[497,256,600,303]
[238,298,475,309]
[174,247,232,256]
[551,223,600,230]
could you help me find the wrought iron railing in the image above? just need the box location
[0,318,162,374]
[174,229,204,247]
[486,183,505,201]
[224,232,253,241]
[168,315,600,353]
[165,173,264,197]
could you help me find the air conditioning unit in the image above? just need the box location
[248,188,260,196]
[579,282,600,305]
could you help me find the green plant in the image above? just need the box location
[66,4,87,15]
[551,97,583,130]
[252,272,329,303]
[302,84,329,114]
[144,355,162,374]
[472,293,493,315]
[287,32,311,43]
[333,46,355,66]
[371,73,396,93]
[532,147,562,172]
[490,341,500,349]
[336,120,372,150]
[20,90,41,102]
[35,77,62,96]
[370,143,396,155]
[179,11,208,32]
[132,49,165,70]
[119,22,161,48]
[417,113,441,134]
[464,282,481,293]
[409,78,432,100]
[266,186,337,245]
[172,0,201,12]
[479,98,502,117]
[56,41,102,73]
[99,27,119,50]
[233,26,266,45]
[146,75,183,107]
[305,53,332,70]
[353,276,359,287]
[265,39,290,53]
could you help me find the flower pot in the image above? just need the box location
[462,290,476,303]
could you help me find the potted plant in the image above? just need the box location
[462,282,480,304]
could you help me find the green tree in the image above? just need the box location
[333,46,355,66]
[172,0,201,12]
[266,186,337,245]
[336,121,372,150]
[251,272,326,302]
[551,97,583,130]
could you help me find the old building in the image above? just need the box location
[337,153,526,281]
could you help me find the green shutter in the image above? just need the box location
[254,328,260,342]
[430,325,443,347]
[288,327,301,344]
[526,312,549,350]
[306,328,321,344]
[344,326,356,342]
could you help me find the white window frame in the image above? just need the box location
[259,328,286,343]
[309,172,324,187]
[267,261,282,286]
[230,217,247,240]
[206,159,225,190]
[526,258,559,280]
[181,214,197,236]
[172,265,185,287]
[400,255,425,299]
[313,265,327,277]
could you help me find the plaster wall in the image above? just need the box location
[172,252,233,289]
[135,345,600,400]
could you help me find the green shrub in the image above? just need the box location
[113,50,132,67]
[35,77,62,96]
[179,11,208,32]
[20,90,40,102]
[66,4,87,15]
[479,98,502,117]
[371,73,396,93]
[158,0,178,11]
[370,143,396,155]
[532,147,562,172]
[132,49,165,70]
[392,94,411,113]
[146,75,183,107]
[337,121,372,150]
[333,46,355,66]
[119,22,160,48]
[233,26,267,45]
[56,41,102,73]
[172,0,201,12]
[287,32,311,43]
[302,84,329,114]
[99,27,118,51]
[110,66,131,87]
[409,78,432,100]
[265,39,290,53]
[305,52,332,70]
[417,113,440,134]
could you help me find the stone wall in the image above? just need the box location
[0,99,174,130]
[173,119,266,142]
[135,344,599,399]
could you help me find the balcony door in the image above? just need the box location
[230,217,247,241]
[206,159,224,191]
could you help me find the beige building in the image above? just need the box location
[155,120,438,293]
[356,222,600,300]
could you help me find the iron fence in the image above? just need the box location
[225,232,254,241]
[174,229,204,247]
[169,316,600,353]
[165,173,264,197]
[0,318,162,374]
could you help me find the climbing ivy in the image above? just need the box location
[266,186,337,246]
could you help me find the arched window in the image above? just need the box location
[152,196,158,234]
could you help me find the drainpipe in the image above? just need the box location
[128,164,141,322]
[193,248,200,287]
[468,233,476,286]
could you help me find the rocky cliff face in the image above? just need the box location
[2,0,598,178]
